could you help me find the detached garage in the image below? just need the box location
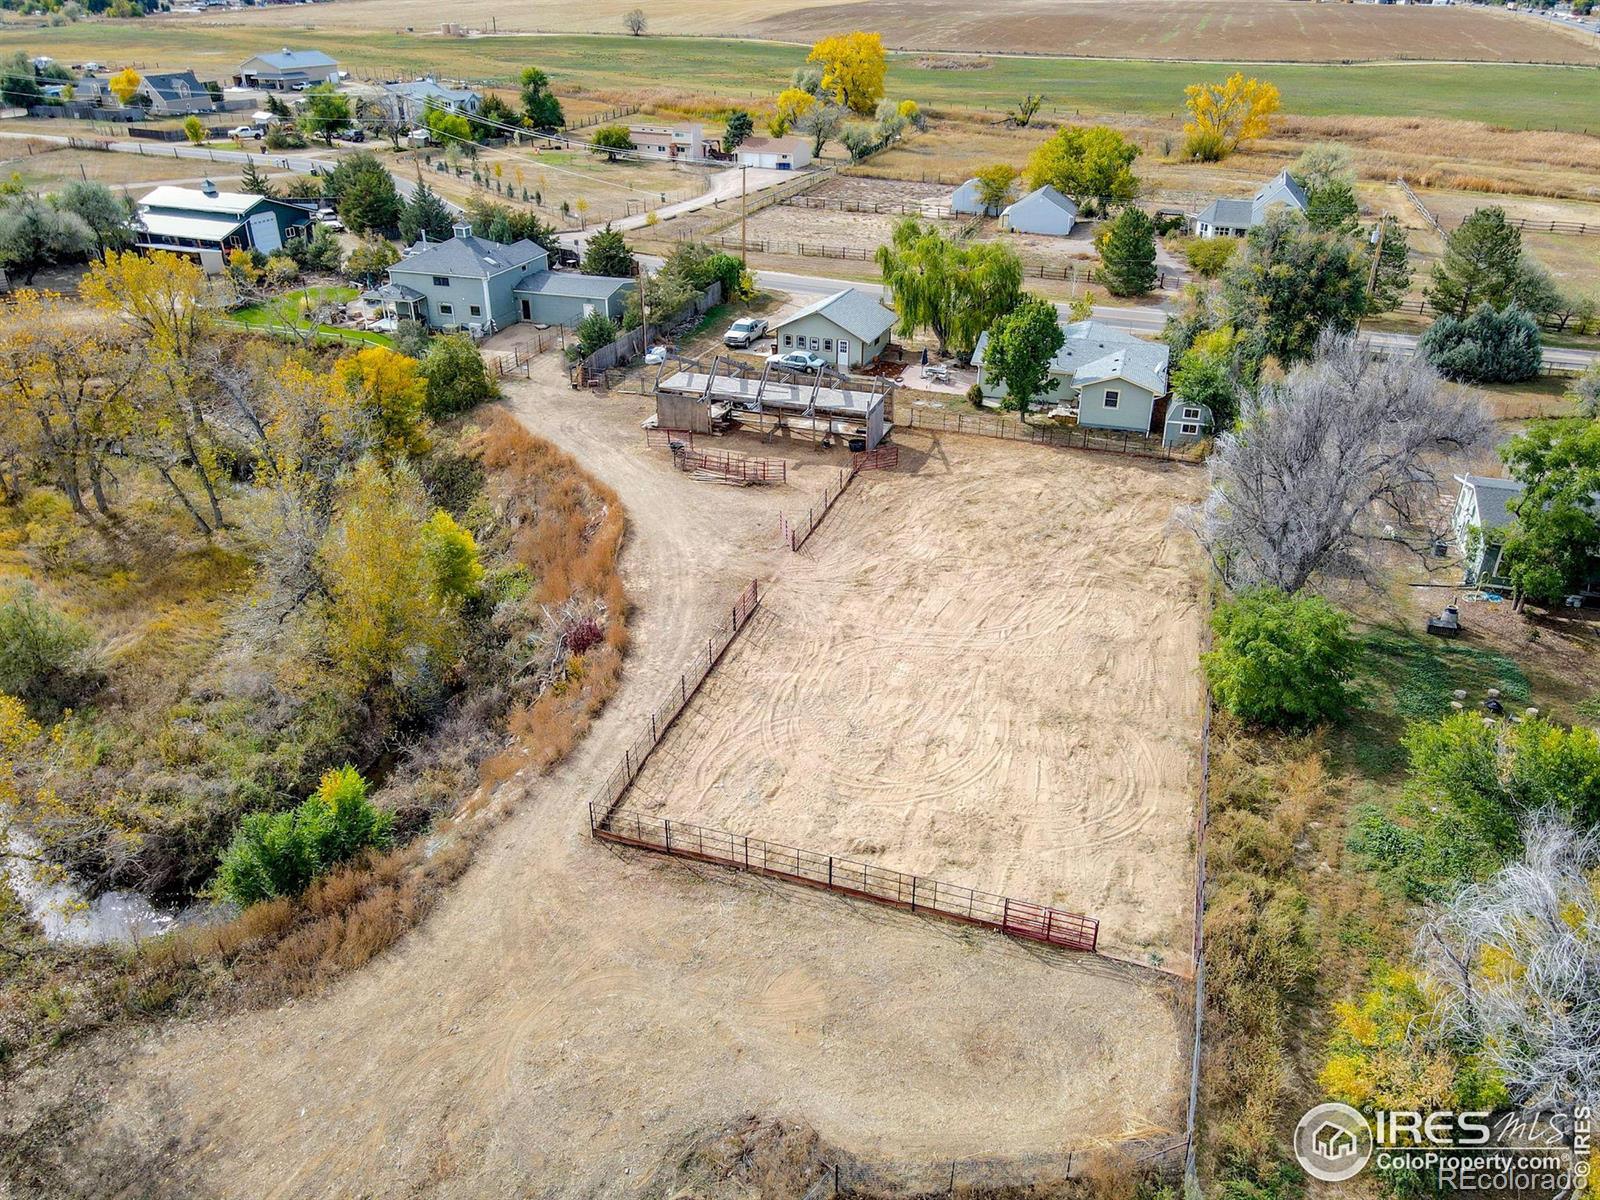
[735,136,813,171]
[512,271,634,326]
[772,288,897,371]
[1000,185,1078,237]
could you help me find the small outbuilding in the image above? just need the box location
[999,185,1078,237]
[735,136,813,171]
[1163,400,1215,449]
[772,288,897,371]
[237,48,340,92]
[950,176,1013,217]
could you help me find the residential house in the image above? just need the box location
[772,288,898,371]
[1451,475,1526,589]
[1189,169,1308,237]
[627,122,704,161]
[735,136,813,171]
[137,70,217,116]
[951,175,1014,217]
[999,184,1078,236]
[384,225,634,332]
[237,49,339,92]
[382,76,480,124]
[975,319,1205,446]
[134,181,315,268]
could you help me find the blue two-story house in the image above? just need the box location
[381,226,634,333]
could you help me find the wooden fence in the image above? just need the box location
[594,805,1100,952]
[781,194,956,219]
[906,407,1199,463]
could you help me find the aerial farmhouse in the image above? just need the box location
[772,288,898,370]
[382,77,481,123]
[135,70,217,116]
[1000,185,1078,236]
[628,122,705,161]
[1189,169,1308,237]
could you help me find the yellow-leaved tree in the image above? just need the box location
[805,31,886,116]
[334,345,430,462]
[107,67,142,107]
[1182,72,1281,162]
[768,87,816,137]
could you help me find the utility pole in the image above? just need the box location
[1356,211,1387,336]
[637,255,649,353]
[740,162,748,266]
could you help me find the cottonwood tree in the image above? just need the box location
[972,163,1019,215]
[1220,208,1367,364]
[623,6,646,35]
[1183,331,1492,593]
[1182,71,1280,161]
[794,102,845,157]
[805,31,886,115]
[1025,124,1140,214]
[1420,813,1600,1110]
[983,295,1064,416]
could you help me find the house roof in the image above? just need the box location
[974,319,1169,394]
[385,77,477,107]
[140,70,207,103]
[139,185,266,217]
[1252,169,1309,219]
[1006,184,1078,217]
[738,135,809,156]
[362,282,426,302]
[774,287,896,343]
[1458,475,1527,533]
[512,270,634,298]
[391,235,546,279]
[136,211,246,242]
[1194,169,1310,230]
[248,48,337,71]
[1193,197,1256,229]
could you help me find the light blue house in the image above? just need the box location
[975,318,1205,446]
[772,287,898,370]
[1000,185,1078,236]
[384,225,633,332]
[383,77,481,124]
[1451,475,1525,588]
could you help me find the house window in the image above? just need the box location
[469,305,482,317]
[1181,423,1199,435]
[433,276,450,288]
[823,338,833,351]
[1182,407,1200,420]
[1103,389,1120,409]
[439,303,454,315]
[809,336,820,351]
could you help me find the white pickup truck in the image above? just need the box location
[723,317,769,348]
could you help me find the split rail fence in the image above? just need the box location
[592,805,1099,952]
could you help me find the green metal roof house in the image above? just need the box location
[772,288,898,370]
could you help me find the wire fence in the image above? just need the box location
[782,194,957,219]
[780,464,858,552]
[905,407,1202,464]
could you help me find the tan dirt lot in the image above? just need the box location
[49,361,1187,1198]
[628,435,1206,965]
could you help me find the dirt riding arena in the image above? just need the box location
[627,432,1206,965]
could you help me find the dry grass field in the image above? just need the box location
[627,434,1206,965]
[124,0,1600,64]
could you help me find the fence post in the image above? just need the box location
[624,748,631,778]
[664,820,671,852]
[828,856,834,888]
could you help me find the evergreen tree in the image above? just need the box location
[722,110,754,152]
[1305,178,1359,234]
[399,180,454,244]
[1419,303,1542,384]
[1096,206,1158,297]
[1428,206,1525,319]
[1366,214,1412,315]
[580,225,635,277]
[239,158,276,197]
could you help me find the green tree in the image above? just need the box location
[239,157,276,197]
[1182,235,1236,279]
[301,83,353,148]
[1305,178,1359,234]
[422,333,498,417]
[397,179,453,245]
[1171,325,1249,431]
[982,296,1064,417]
[1096,206,1158,297]
[0,198,94,284]
[1428,206,1525,318]
[875,217,1022,359]
[580,225,635,277]
[425,105,475,150]
[972,162,1019,215]
[1203,587,1355,729]
[1499,418,1600,606]
[1367,214,1412,315]
[1290,141,1354,194]
[574,310,620,359]
[301,222,343,272]
[470,91,518,141]
[326,153,402,236]
[53,180,132,256]
[722,109,753,152]
[1220,209,1367,364]
[518,67,565,130]
[344,237,399,286]
[182,114,206,145]
[0,583,97,717]
[589,125,635,161]
[1024,124,1139,214]
[421,510,484,600]
[0,53,45,108]
[1418,303,1542,384]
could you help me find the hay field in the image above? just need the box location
[94,0,1600,64]
[627,431,1206,965]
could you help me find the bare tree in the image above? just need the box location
[1419,813,1600,1110]
[1182,332,1492,593]
[623,6,646,35]
[795,103,846,158]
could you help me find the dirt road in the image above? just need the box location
[54,362,1187,1197]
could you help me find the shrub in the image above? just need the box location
[1418,303,1542,384]
[1184,129,1229,162]
[422,332,498,417]
[216,766,392,907]
[1204,587,1355,729]
[0,583,98,715]
[1184,235,1237,279]
[573,310,620,360]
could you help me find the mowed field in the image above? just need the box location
[9,21,1600,131]
[627,433,1206,964]
[58,0,1600,64]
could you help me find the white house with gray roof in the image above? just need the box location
[382,77,480,124]
[1190,170,1308,238]
[772,287,898,370]
[1000,185,1078,237]
[384,224,633,333]
[1451,475,1524,587]
[237,49,339,92]
[974,318,1205,446]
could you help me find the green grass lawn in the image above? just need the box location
[14,25,1600,131]
[230,286,394,347]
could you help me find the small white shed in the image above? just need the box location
[1000,185,1078,237]
[951,176,1013,216]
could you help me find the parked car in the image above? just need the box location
[228,125,263,140]
[340,127,365,143]
[723,317,768,348]
[316,213,345,232]
[766,350,826,373]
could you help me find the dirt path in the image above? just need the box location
[54,362,1188,1198]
